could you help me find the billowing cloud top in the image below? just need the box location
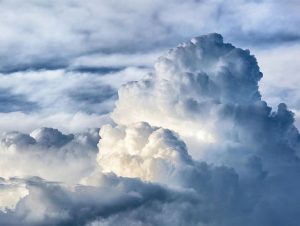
[112,34,267,159]
[1,34,300,226]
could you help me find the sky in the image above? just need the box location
[0,0,300,225]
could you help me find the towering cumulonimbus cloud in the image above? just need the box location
[111,33,299,168]
[111,34,265,159]
[96,33,300,225]
[1,33,300,226]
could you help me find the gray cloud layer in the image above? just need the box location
[0,0,299,72]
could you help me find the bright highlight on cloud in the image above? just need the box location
[1,34,300,226]
[112,33,263,159]
[98,122,192,185]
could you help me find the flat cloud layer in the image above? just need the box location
[1,34,300,226]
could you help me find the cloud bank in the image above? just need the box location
[0,34,300,226]
[0,67,148,133]
[0,0,300,73]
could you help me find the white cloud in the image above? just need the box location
[0,179,28,212]
[98,122,192,186]
[1,34,300,226]
[0,67,148,133]
[0,111,109,134]
[0,128,99,184]
[0,0,299,132]
[112,34,263,159]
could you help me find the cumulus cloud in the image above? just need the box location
[99,34,300,225]
[98,122,192,186]
[0,128,99,184]
[1,34,300,226]
[112,33,263,159]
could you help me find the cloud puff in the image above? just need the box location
[1,34,300,226]
[98,122,192,186]
[0,128,99,184]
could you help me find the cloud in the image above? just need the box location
[0,128,99,184]
[254,42,300,129]
[1,0,300,130]
[1,34,300,226]
[0,176,174,226]
[0,179,29,212]
[112,33,263,159]
[99,33,300,225]
[98,122,192,186]
[0,0,299,72]
[0,67,148,133]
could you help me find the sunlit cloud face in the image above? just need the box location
[112,34,263,160]
[0,181,28,212]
